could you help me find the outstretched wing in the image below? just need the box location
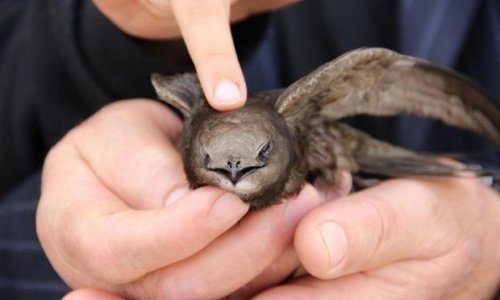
[275,48,500,148]
[308,122,499,190]
[351,152,500,191]
[151,73,203,118]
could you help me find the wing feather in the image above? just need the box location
[276,48,500,148]
[151,73,203,118]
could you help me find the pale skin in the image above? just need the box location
[38,100,323,299]
[45,101,500,299]
[35,0,500,299]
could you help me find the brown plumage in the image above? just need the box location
[152,48,500,209]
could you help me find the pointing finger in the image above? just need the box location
[169,0,247,111]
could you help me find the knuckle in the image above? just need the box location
[362,195,400,259]
[192,47,240,79]
[198,50,237,68]
[76,221,119,281]
[61,215,131,285]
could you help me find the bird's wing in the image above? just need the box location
[351,153,500,190]
[275,48,500,148]
[310,122,499,190]
[151,73,203,118]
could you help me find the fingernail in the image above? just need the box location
[210,193,249,225]
[284,185,319,226]
[164,184,190,206]
[214,79,242,104]
[319,222,348,270]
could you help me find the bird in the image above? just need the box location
[151,47,500,209]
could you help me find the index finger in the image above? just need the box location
[170,0,247,110]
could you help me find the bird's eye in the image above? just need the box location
[201,148,211,166]
[258,141,273,159]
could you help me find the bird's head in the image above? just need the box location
[182,103,296,203]
[151,73,301,207]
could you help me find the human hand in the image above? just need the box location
[256,178,500,299]
[36,99,322,299]
[93,0,299,111]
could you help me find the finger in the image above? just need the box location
[253,276,335,300]
[71,99,186,209]
[294,178,481,279]
[256,253,500,300]
[170,0,247,110]
[253,274,415,300]
[227,172,352,299]
[38,141,248,286]
[63,288,126,300]
[124,185,321,299]
[244,166,350,289]
[315,171,353,203]
[229,245,300,299]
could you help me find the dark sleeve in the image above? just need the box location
[0,171,69,300]
[0,0,269,196]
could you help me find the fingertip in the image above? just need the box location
[63,289,126,300]
[201,73,247,111]
[295,217,336,279]
[169,0,247,111]
[213,78,247,109]
[316,171,353,203]
[294,200,349,279]
[208,192,249,227]
[283,184,321,227]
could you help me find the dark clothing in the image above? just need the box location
[0,0,499,299]
[0,172,67,299]
[0,0,499,197]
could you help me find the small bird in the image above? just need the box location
[152,48,500,209]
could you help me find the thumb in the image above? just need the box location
[294,178,470,279]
